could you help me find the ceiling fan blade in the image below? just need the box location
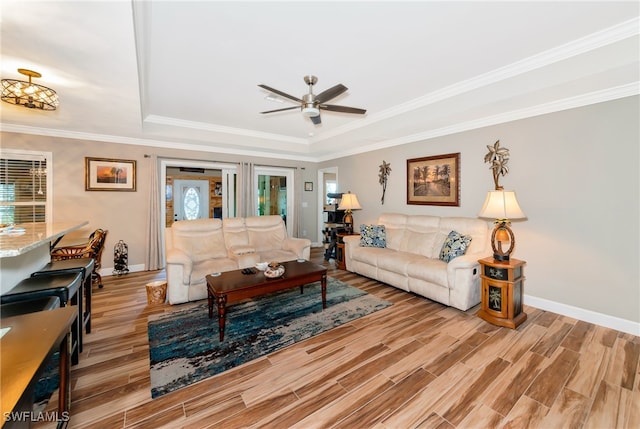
[258,84,303,103]
[310,114,321,125]
[260,106,300,114]
[320,104,367,115]
[315,84,348,103]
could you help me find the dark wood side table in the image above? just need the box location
[477,257,527,329]
[336,233,359,270]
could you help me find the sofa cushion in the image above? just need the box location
[360,224,386,248]
[222,217,250,248]
[258,249,299,263]
[172,219,228,262]
[439,230,473,262]
[402,231,438,258]
[406,257,449,286]
[228,245,255,255]
[190,258,238,285]
[245,215,286,252]
[351,246,387,266]
[377,250,425,274]
[398,215,440,254]
[430,232,449,259]
[378,213,408,251]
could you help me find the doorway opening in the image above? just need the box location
[317,166,338,242]
[161,159,237,227]
[254,166,294,236]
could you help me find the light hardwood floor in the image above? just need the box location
[36,248,639,428]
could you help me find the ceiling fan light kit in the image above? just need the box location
[1,68,59,111]
[259,75,365,124]
[302,105,320,117]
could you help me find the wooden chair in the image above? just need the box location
[51,229,108,289]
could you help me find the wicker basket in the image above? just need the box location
[146,280,167,304]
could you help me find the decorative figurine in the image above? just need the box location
[113,240,129,276]
[378,160,391,204]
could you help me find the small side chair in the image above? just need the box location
[51,228,108,289]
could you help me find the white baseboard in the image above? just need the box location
[100,264,146,277]
[525,294,639,336]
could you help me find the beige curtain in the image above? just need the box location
[293,167,302,237]
[145,154,164,270]
[237,161,255,218]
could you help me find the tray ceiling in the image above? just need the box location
[1,1,638,161]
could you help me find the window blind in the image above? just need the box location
[0,151,49,225]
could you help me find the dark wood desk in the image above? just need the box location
[206,260,327,341]
[1,306,77,428]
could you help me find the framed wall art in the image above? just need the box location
[407,152,459,206]
[85,157,137,191]
[304,181,313,191]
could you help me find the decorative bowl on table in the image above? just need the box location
[264,262,285,278]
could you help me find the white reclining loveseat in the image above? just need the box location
[165,215,311,304]
[343,213,491,311]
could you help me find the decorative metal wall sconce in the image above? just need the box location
[484,140,509,190]
[378,160,391,204]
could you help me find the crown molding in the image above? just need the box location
[0,124,318,162]
[3,82,636,164]
[143,114,308,145]
[314,17,640,144]
[314,83,639,162]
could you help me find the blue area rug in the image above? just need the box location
[147,277,391,398]
[33,352,59,412]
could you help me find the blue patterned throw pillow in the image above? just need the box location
[439,230,472,262]
[360,224,386,248]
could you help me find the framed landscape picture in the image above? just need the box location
[407,152,459,206]
[85,157,137,191]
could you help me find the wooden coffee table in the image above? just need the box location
[206,260,327,341]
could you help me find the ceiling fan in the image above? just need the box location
[259,75,366,125]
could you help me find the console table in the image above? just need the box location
[1,306,77,428]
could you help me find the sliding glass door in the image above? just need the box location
[254,167,294,236]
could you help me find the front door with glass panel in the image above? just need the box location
[174,180,209,221]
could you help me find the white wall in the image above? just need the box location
[321,96,639,329]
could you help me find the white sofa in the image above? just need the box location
[165,215,311,304]
[343,213,491,311]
